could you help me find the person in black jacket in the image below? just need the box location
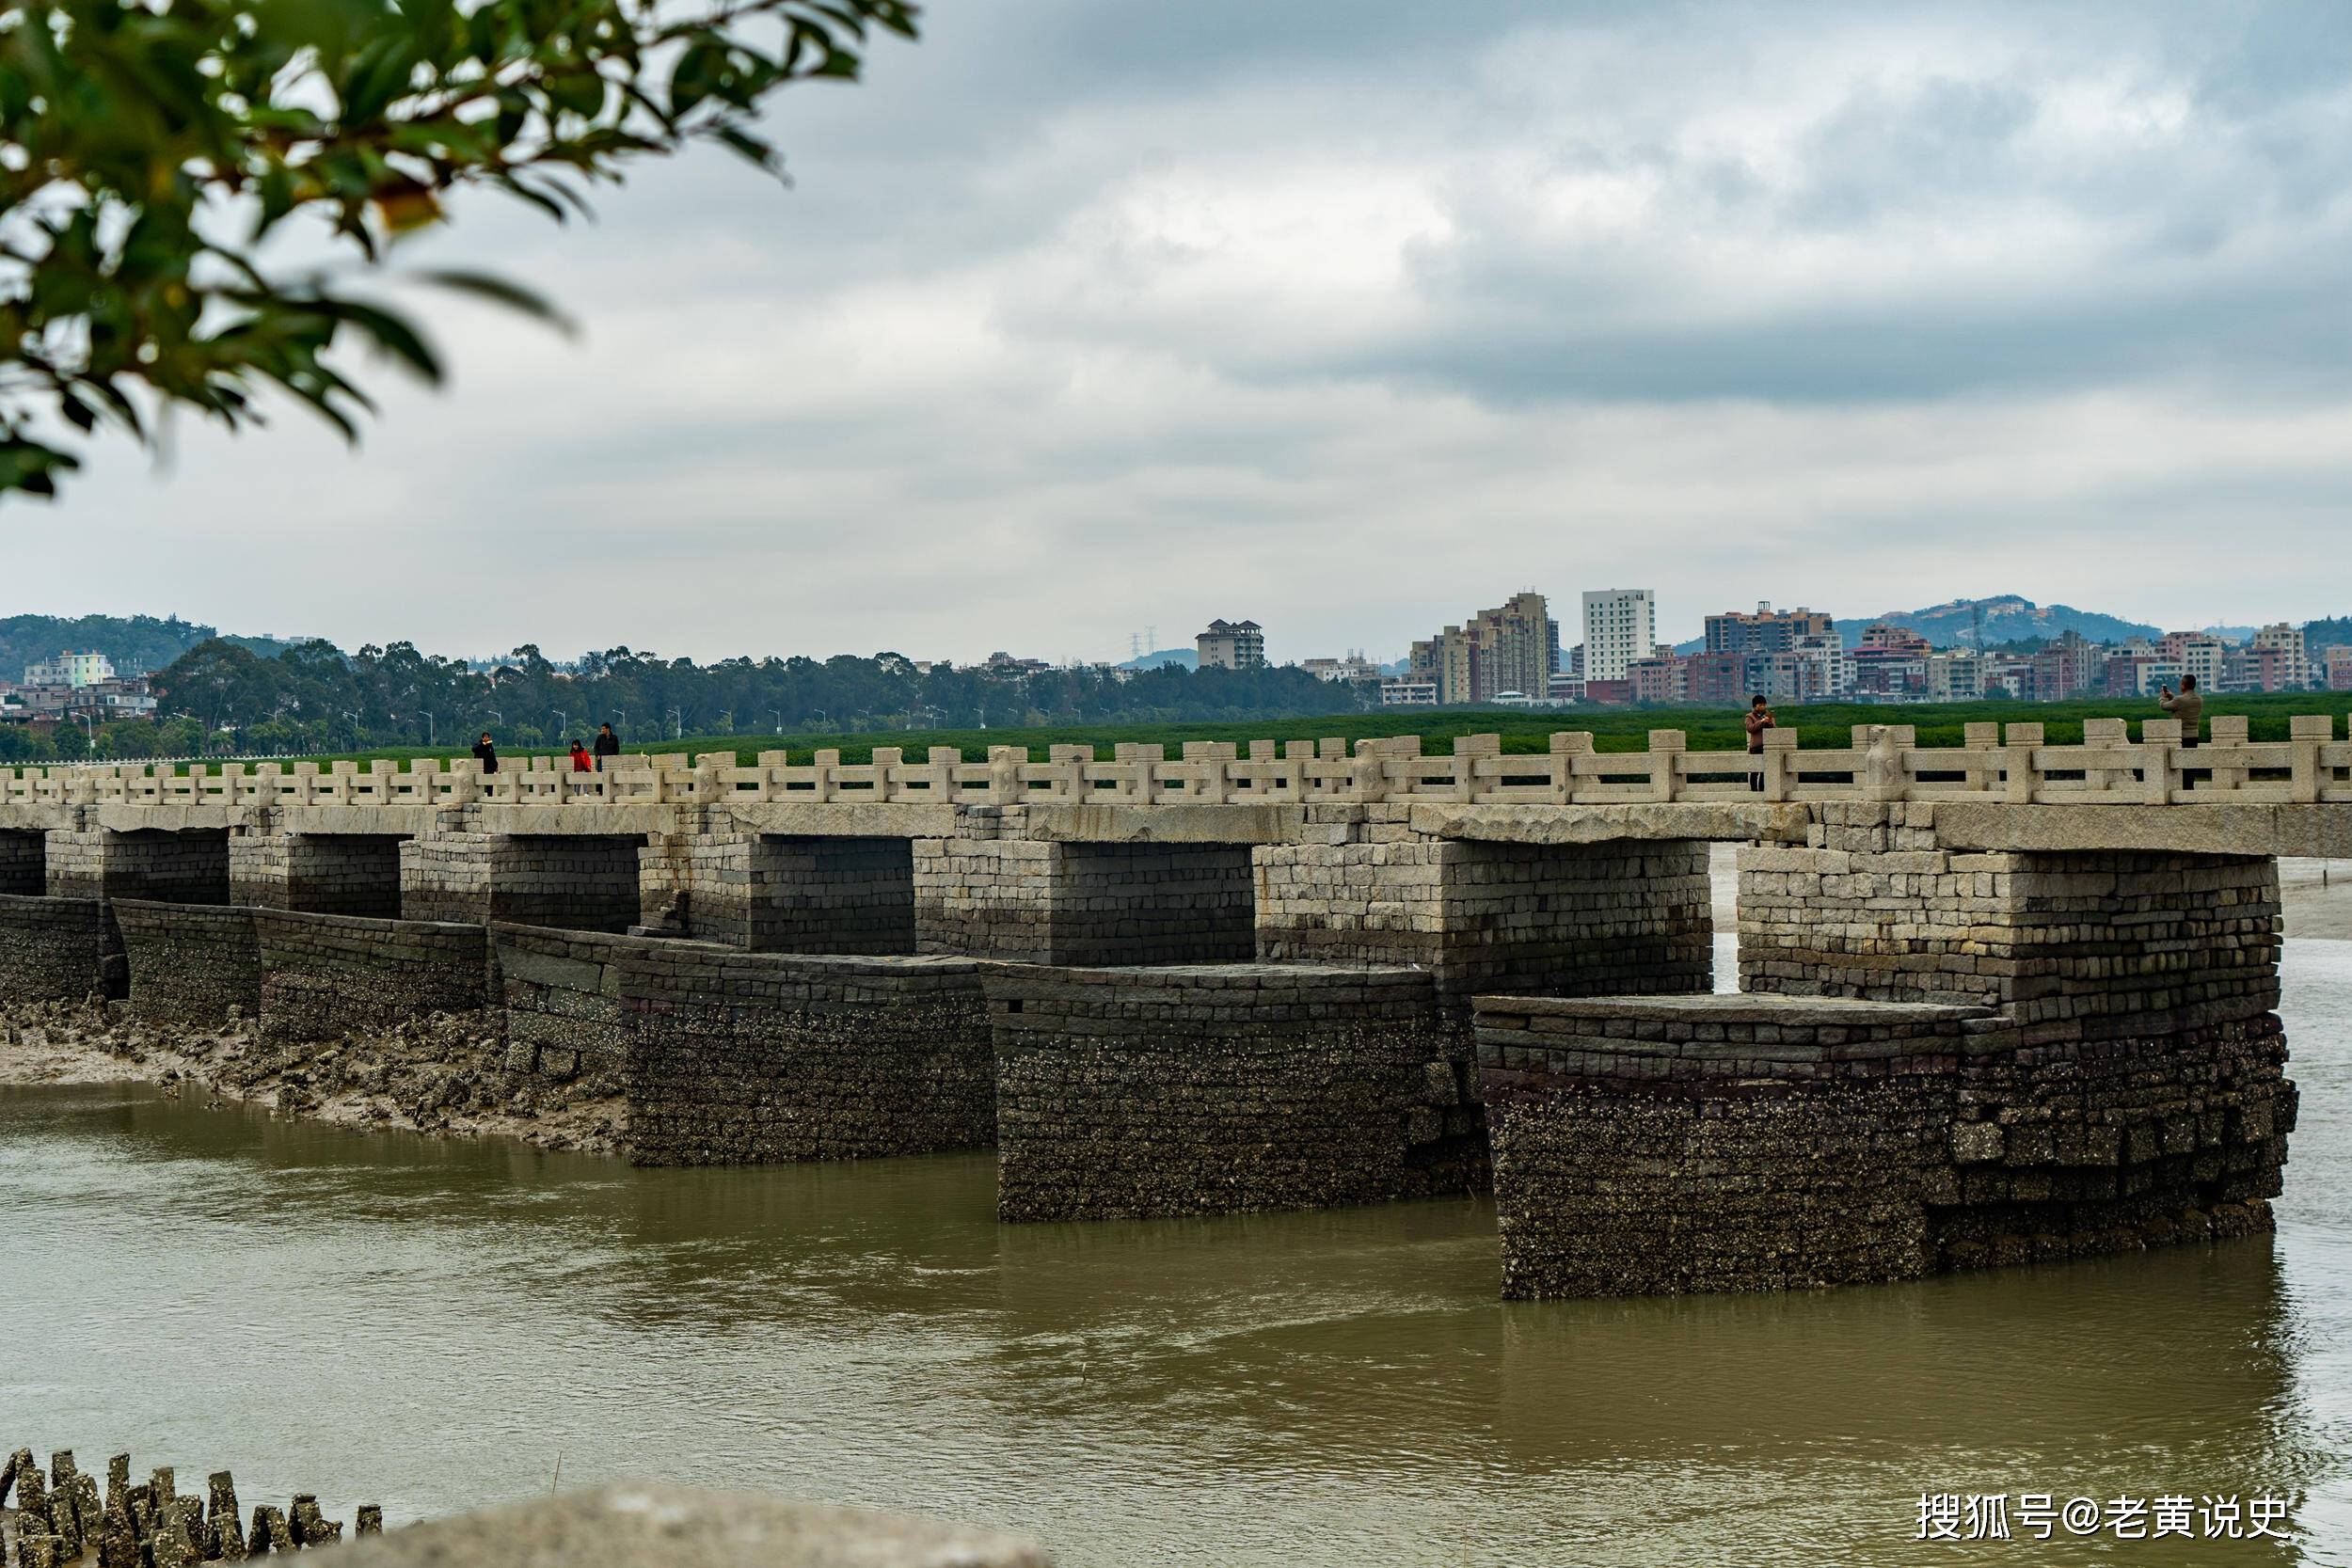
[472,733,498,774]
[593,722,621,769]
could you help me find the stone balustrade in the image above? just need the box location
[4,714,2349,812]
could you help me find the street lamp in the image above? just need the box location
[769,708,784,734]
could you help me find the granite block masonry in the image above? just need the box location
[252,909,496,1044]
[0,829,42,895]
[112,900,262,1027]
[1478,827,2297,1298]
[400,832,644,931]
[44,827,230,904]
[1477,994,2291,1297]
[494,925,994,1164]
[990,963,1485,1221]
[1253,828,1712,1003]
[0,895,120,1004]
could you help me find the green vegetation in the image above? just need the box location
[22,690,2346,774]
[1,0,915,498]
[0,612,294,677]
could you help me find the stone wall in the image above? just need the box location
[494,925,994,1163]
[625,943,993,1164]
[401,832,644,931]
[253,909,495,1043]
[991,964,1482,1221]
[493,835,643,931]
[746,834,918,954]
[1254,837,1712,1001]
[0,829,42,895]
[398,832,495,925]
[114,899,262,1026]
[0,894,119,1003]
[1050,842,1254,965]
[1475,993,2293,1298]
[1739,840,2280,1038]
[46,828,230,904]
[914,834,1057,961]
[231,833,406,917]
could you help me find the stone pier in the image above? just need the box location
[399,832,644,931]
[1478,803,2296,1297]
[990,964,1483,1221]
[46,826,230,904]
[113,901,262,1027]
[252,910,495,1043]
[495,926,996,1164]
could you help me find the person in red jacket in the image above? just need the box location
[569,739,594,772]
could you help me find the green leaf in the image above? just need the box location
[413,269,579,336]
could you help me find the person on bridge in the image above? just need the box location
[472,733,498,774]
[2158,674,2203,749]
[593,722,621,770]
[569,739,594,773]
[1744,694,1775,792]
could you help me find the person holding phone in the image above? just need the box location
[1744,694,1775,792]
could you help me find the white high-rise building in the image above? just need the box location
[1580,590,1656,684]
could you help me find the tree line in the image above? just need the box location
[0,639,1372,762]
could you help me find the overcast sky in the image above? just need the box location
[18,0,2352,663]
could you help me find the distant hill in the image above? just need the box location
[1117,646,1199,672]
[2306,616,2352,651]
[0,613,300,679]
[1836,596,2159,650]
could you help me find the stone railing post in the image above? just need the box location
[808,749,839,804]
[1863,725,1905,800]
[987,745,1025,804]
[1761,726,1798,801]
[1047,743,1091,801]
[1454,733,1500,802]
[1548,732,1591,804]
[1961,721,2001,796]
[2082,717,2129,797]
[1647,729,1685,802]
[2002,723,2043,803]
[2141,719,2180,804]
[2291,714,2332,803]
[2208,716,2250,793]
[927,746,961,804]
[869,747,903,803]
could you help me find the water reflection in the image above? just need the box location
[2,941,2348,1565]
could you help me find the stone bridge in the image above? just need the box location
[0,717,2342,1299]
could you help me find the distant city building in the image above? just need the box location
[2160,632,2227,692]
[1705,603,1835,658]
[1379,676,1438,706]
[2251,623,2308,689]
[1581,590,1655,684]
[1194,620,1266,672]
[1924,651,1982,703]
[2327,646,2352,692]
[24,651,115,689]
[1546,673,1584,704]
[1300,653,1382,684]
[1408,592,1552,705]
[1856,624,1931,656]
[981,651,1057,678]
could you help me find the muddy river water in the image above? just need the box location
[4,936,2350,1565]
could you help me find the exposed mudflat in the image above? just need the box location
[0,1002,624,1155]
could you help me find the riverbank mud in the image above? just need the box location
[0,1001,623,1155]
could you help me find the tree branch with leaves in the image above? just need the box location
[0,0,917,498]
